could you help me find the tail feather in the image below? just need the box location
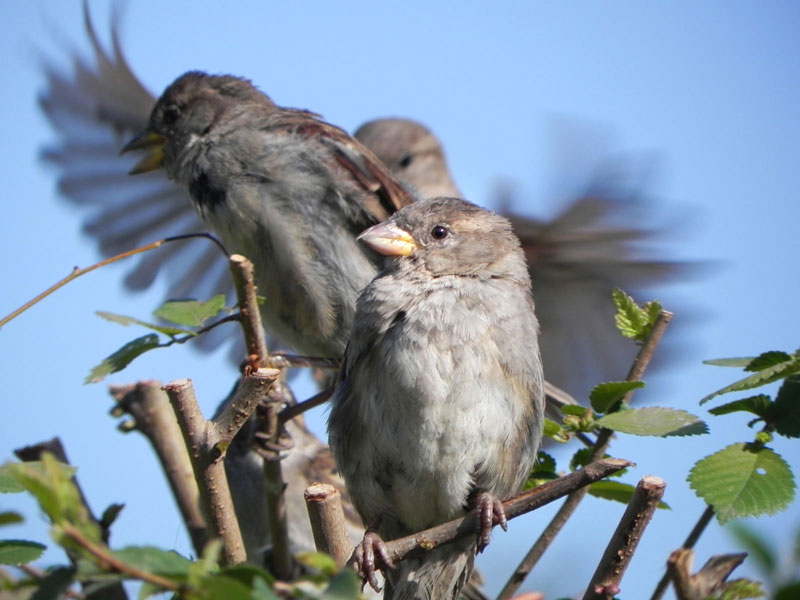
[384,537,476,600]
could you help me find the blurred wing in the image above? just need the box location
[39,8,242,360]
[508,184,702,401]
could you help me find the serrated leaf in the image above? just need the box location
[590,381,646,413]
[596,406,708,437]
[705,357,758,367]
[587,480,670,509]
[769,375,800,438]
[0,461,78,495]
[0,539,46,564]
[708,395,772,418]
[153,295,229,328]
[543,418,569,443]
[701,358,800,404]
[689,443,796,524]
[321,569,362,600]
[613,289,660,341]
[95,311,191,337]
[86,334,161,384]
[534,451,556,474]
[0,511,23,526]
[719,579,765,600]
[745,351,793,372]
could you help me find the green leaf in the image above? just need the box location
[745,351,793,372]
[587,480,670,509]
[719,579,765,600]
[0,511,23,526]
[688,443,796,524]
[708,395,772,418]
[590,381,646,413]
[776,582,800,600]
[701,357,800,404]
[29,567,76,599]
[251,576,281,600]
[0,461,77,495]
[0,539,46,564]
[193,573,253,600]
[596,407,708,437]
[86,334,161,384]
[219,564,276,589]
[769,375,800,438]
[95,311,192,337]
[295,552,338,576]
[321,569,362,600]
[560,405,589,417]
[705,357,758,367]
[542,418,569,443]
[153,295,229,328]
[534,451,556,474]
[612,289,661,341]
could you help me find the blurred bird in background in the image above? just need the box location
[37,5,700,584]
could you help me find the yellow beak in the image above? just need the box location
[358,222,417,256]
[121,130,167,175]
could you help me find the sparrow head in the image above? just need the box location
[355,118,461,198]
[358,197,530,282]
[121,71,271,175]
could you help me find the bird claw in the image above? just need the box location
[475,491,507,552]
[349,529,395,592]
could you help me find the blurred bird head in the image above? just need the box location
[122,71,270,178]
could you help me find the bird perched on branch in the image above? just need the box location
[329,197,544,599]
[355,117,696,398]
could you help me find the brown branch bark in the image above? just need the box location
[375,458,632,567]
[582,475,666,600]
[304,483,351,567]
[667,549,748,600]
[498,309,673,600]
[109,381,208,556]
[165,370,278,566]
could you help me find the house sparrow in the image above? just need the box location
[355,117,694,398]
[122,71,414,360]
[329,197,544,598]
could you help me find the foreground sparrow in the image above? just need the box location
[354,117,694,398]
[329,198,544,599]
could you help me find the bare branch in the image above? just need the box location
[667,549,748,600]
[304,483,351,567]
[109,381,208,556]
[582,476,666,600]
[228,254,269,365]
[165,374,278,566]
[376,458,631,567]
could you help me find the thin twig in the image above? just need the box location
[279,388,334,425]
[61,524,181,592]
[377,458,632,566]
[304,483,351,567]
[109,381,208,556]
[582,476,667,600]
[267,353,341,370]
[650,505,715,600]
[497,310,673,600]
[229,254,269,365]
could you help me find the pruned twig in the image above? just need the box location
[497,309,673,600]
[667,549,749,600]
[109,381,208,556]
[304,483,351,567]
[582,475,667,600]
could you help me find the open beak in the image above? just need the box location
[358,222,418,256]
[121,130,167,174]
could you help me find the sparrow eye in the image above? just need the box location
[162,106,180,126]
[431,225,449,240]
[399,154,414,169]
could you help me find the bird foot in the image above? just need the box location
[349,529,396,592]
[475,491,507,552]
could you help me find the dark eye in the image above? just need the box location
[162,106,180,126]
[431,225,449,240]
[398,154,413,168]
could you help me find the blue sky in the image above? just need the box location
[1,2,799,598]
